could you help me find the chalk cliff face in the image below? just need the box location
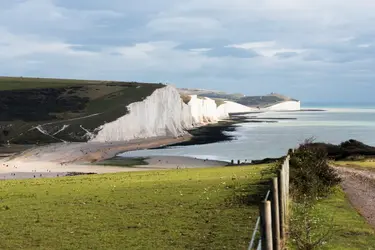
[188,95,218,125]
[91,86,255,142]
[187,97,255,124]
[266,101,301,111]
[92,85,193,142]
[217,101,254,118]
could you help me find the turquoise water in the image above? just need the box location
[121,105,375,162]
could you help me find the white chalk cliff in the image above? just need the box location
[266,101,301,111]
[217,101,254,118]
[92,85,194,142]
[91,85,254,142]
[188,95,219,124]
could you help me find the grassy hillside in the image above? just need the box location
[236,94,297,108]
[0,77,164,144]
[0,165,272,250]
[178,88,298,108]
[178,88,245,101]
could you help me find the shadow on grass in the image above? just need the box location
[225,180,271,207]
[94,156,149,167]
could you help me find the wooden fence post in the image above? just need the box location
[260,200,273,250]
[278,169,285,240]
[283,156,289,218]
[272,178,281,250]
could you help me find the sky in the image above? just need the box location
[0,0,375,103]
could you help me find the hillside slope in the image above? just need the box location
[179,88,299,109]
[0,77,164,144]
[0,77,255,145]
[237,93,297,107]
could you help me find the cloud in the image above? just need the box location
[274,52,299,59]
[0,0,375,102]
[189,48,212,53]
[0,28,95,59]
[227,41,305,58]
[205,47,259,58]
[147,16,222,34]
[228,41,277,49]
[358,44,371,48]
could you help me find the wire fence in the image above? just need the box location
[247,155,290,250]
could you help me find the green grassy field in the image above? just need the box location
[0,165,272,250]
[290,187,375,249]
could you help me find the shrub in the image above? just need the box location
[290,199,333,250]
[289,139,341,202]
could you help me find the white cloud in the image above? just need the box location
[227,41,304,57]
[189,48,212,53]
[111,41,179,60]
[227,41,276,49]
[338,37,356,42]
[0,0,375,101]
[0,28,95,59]
[358,44,371,48]
[147,16,222,34]
[0,0,123,35]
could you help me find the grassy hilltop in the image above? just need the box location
[0,77,164,144]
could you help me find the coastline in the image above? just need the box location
[0,135,194,179]
[0,124,232,180]
[0,114,303,180]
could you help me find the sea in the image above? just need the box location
[121,103,375,162]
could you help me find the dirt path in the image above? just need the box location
[334,166,375,229]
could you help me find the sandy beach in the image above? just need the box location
[7,135,192,163]
[0,134,228,180]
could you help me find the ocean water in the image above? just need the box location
[121,105,375,162]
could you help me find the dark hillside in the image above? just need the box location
[0,77,164,144]
[309,139,375,161]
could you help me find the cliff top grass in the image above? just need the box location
[288,187,375,249]
[178,88,298,108]
[308,188,375,249]
[0,76,164,144]
[0,76,162,91]
[0,165,272,250]
[334,160,375,171]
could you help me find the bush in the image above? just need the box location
[290,199,333,250]
[308,139,375,161]
[289,139,341,202]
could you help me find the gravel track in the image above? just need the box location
[334,166,375,229]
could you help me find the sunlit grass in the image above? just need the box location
[314,188,375,249]
[334,160,375,171]
[0,165,271,250]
